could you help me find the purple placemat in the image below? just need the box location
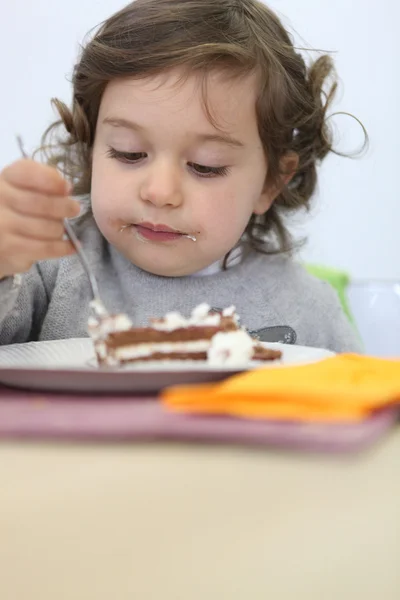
[0,386,397,453]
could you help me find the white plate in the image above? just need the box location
[0,338,334,394]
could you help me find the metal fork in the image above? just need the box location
[16,136,108,318]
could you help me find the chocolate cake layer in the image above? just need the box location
[253,345,282,361]
[119,351,209,363]
[106,326,223,347]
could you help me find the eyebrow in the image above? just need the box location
[102,117,245,148]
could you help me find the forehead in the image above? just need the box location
[99,68,260,137]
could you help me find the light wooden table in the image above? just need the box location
[1,433,399,600]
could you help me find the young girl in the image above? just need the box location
[0,0,361,352]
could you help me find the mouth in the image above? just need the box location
[126,222,196,242]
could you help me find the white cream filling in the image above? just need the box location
[113,340,211,361]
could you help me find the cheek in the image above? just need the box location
[197,188,250,239]
[91,155,123,222]
[90,180,117,240]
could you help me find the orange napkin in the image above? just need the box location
[162,354,400,423]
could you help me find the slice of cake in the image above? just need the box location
[88,303,282,367]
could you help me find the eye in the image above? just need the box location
[106,147,147,163]
[188,162,230,178]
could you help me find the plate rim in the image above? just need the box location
[0,338,335,393]
[0,337,334,374]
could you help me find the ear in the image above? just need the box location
[253,152,299,215]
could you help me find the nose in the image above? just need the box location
[139,159,183,208]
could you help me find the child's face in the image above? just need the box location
[91,69,273,276]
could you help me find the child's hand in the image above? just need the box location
[0,159,80,279]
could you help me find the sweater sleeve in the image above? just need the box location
[251,255,363,354]
[302,280,363,354]
[0,263,56,345]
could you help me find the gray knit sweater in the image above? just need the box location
[0,202,361,353]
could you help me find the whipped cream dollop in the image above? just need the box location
[88,300,132,341]
[207,329,255,366]
[151,302,237,332]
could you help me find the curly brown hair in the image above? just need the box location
[38,0,351,253]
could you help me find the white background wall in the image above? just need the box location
[1,0,398,279]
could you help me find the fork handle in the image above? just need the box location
[63,219,101,301]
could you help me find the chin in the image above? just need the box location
[118,244,221,277]
[127,255,199,278]
[141,264,198,278]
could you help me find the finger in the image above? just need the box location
[0,236,76,278]
[3,235,76,266]
[2,159,71,196]
[4,211,66,242]
[27,238,77,262]
[1,181,80,220]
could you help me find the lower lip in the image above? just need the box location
[135,225,183,242]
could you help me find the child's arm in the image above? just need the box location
[0,261,58,344]
[0,159,79,281]
[0,158,80,344]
